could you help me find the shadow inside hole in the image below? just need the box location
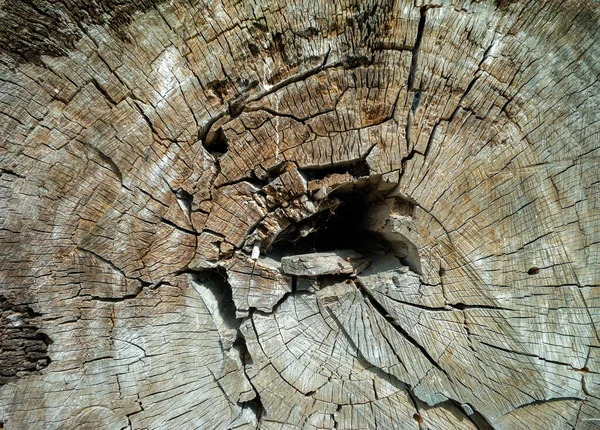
[268,186,422,275]
[176,189,193,219]
[298,159,370,180]
[203,127,229,156]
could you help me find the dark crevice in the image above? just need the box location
[255,289,293,317]
[228,95,250,118]
[407,7,427,90]
[75,246,128,280]
[175,189,193,221]
[469,411,494,430]
[332,404,341,429]
[243,105,307,125]
[87,291,143,302]
[480,341,581,369]
[246,55,339,106]
[450,400,495,430]
[124,394,145,430]
[298,159,370,181]
[85,279,156,303]
[451,302,512,311]
[380,294,512,313]
[213,171,270,191]
[400,148,423,177]
[239,378,264,425]
[405,386,421,420]
[239,312,266,426]
[0,168,25,179]
[83,141,123,183]
[410,89,422,113]
[188,267,266,429]
[189,268,266,425]
[272,32,289,64]
[343,54,373,69]
[422,122,438,159]
[89,77,118,106]
[205,79,228,103]
[190,270,239,333]
[159,217,198,236]
[131,99,170,141]
[508,396,584,411]
[354,278,453,382]
[322,297,429,422]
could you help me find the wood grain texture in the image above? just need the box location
[0,0,599,428]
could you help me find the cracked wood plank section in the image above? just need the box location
[0,0,599,429]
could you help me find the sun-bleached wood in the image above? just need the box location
[0,0,599,429]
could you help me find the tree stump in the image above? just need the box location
[0,0,599,428]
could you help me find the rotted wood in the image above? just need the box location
[0,0,599,429]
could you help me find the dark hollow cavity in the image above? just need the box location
[268,184,422,274]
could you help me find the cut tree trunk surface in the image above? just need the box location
[0,0,599,429]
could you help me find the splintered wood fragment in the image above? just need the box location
[280,250,371,276]
[251,239,261,260]
[262,165,307,207]
[222,252,292,317]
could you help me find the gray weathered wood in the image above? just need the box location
[0,0,599,429]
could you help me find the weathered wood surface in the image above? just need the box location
[0,0,599,428]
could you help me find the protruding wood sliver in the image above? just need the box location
[280,250,371,277]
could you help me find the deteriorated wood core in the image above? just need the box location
[0,297,51,385]
[1,0,599,429]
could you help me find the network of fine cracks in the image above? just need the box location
[1,0,599,429]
